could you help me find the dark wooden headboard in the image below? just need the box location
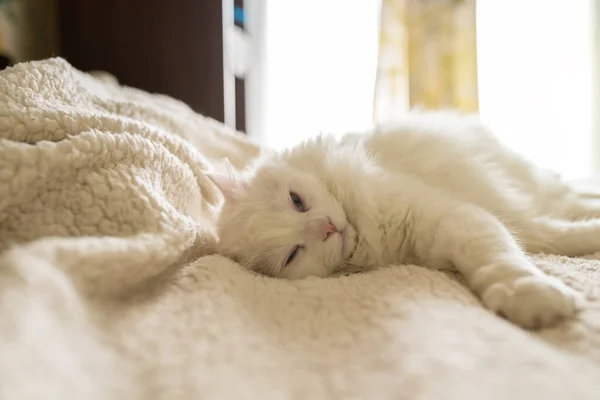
[58,0,226,123]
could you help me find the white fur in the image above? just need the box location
[213,111,596,329]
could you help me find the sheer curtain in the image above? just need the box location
[373,0,478,121]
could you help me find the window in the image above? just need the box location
[249,0,381,149]
[477,0,594,178]
[250,0,596,179]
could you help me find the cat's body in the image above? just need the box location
[212,111,598,329]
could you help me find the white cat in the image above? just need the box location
[210,111,597,329]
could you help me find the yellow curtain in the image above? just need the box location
[373,0,478,122]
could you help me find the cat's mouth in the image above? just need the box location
[346,235,359,261]
[340,220,358,255]
[333,224,360,274]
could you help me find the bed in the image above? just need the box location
[0,58,599,400]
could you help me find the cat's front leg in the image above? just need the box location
[416,203,582,329]
[472,257,580,329]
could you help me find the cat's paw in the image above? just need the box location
[481,275,582,329]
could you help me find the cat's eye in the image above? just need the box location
[290,192,306,212]
[284,246,300,266]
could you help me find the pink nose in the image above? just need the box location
[319,219,338,241]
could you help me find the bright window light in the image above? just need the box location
[476,0,594,179]
[255,0,594,180]
[258,0,382,150]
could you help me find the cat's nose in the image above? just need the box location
[319,218,338,241]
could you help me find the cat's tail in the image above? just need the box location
[520,216,600,257]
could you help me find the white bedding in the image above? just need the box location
[0,58,599,400]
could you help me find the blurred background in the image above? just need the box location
[0,0,597,179]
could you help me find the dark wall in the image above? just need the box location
[58,0,225,122]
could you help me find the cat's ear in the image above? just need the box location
[208,173,241,200]
[208,158,247,201]
[217,157,236,175]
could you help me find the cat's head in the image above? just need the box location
[210,157,357,279]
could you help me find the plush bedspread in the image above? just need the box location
[0,58,599,400]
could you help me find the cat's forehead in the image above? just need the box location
[254,161,300,181]
[244,165,310,198]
